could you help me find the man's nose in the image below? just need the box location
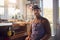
[36,11,38,12]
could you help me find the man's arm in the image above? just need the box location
[25,21,32,40]
[27,23,32,37]
[41,19,51,40]
[27,20,33,37]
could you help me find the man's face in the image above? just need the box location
[33,9,41,17]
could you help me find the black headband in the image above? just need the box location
[32,5,40,10]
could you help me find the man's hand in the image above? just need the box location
[25,36,30,40]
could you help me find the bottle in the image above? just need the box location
[7,27,12,37]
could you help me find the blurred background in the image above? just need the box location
[0,0,60,40]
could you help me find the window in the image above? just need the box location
[8,0,24,20]
[8,3,16,8]
[0,0,4,6]
[43,0,54,36]
[0,0,4,18]
[8,7,15,18]
[8,0,16,3]
[0,7,4,15]
[8,0,16,19]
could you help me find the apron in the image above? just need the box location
[30,17,46,40]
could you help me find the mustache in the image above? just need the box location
[35,15,40,19]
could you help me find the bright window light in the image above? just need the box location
[0,0,4,5]
[8,7,15,16]
[43,0,53,8]
[9,0,16,3]
[0,7,4,15]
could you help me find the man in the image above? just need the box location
[26,5,51,40]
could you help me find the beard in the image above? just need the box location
[35,14,40,19]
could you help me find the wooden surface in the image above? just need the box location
[10,22,27,40]
[0,19,28,40]
[11,32,27,40]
